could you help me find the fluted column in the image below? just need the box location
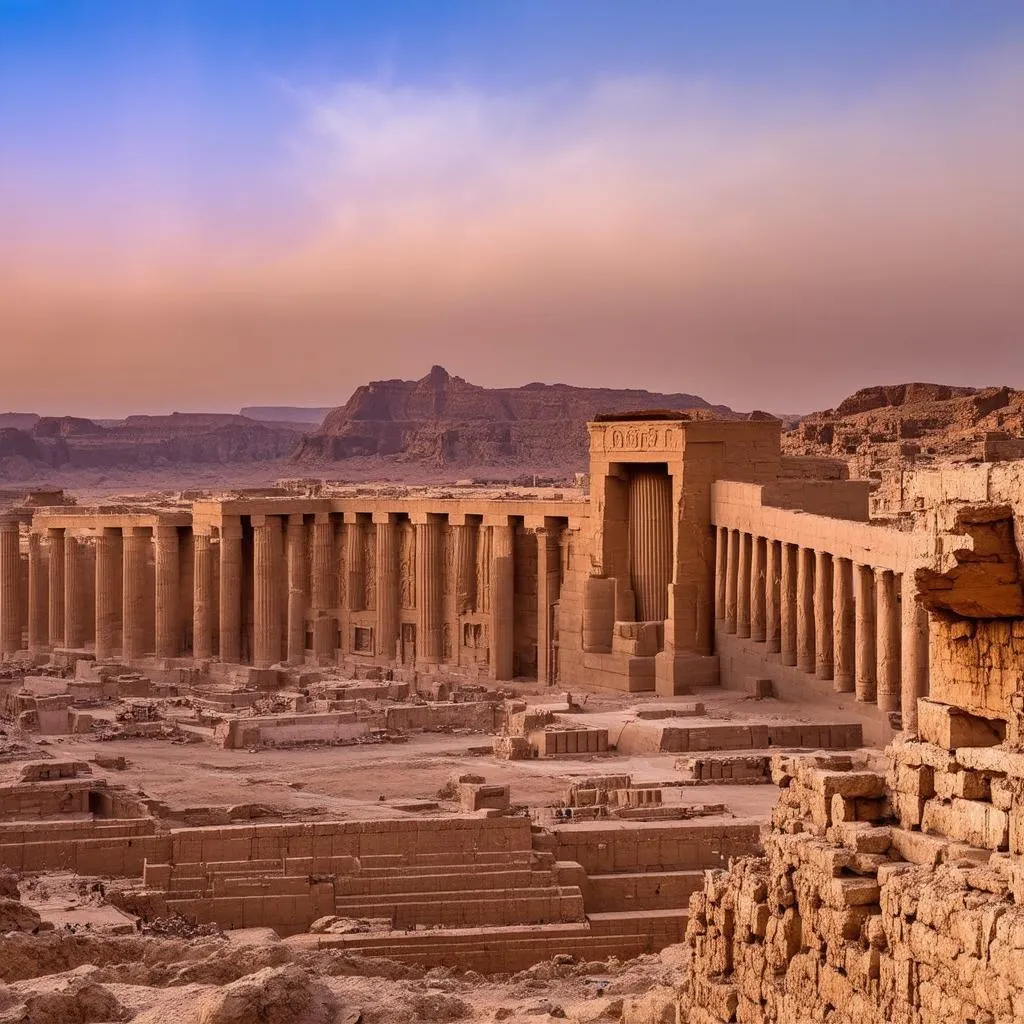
[252,514,281,669]
[374,513,399,660]
[452,522,475,615]
[154,525,179,659]
[63,533,84,649]
[310,513,335,662]
[536,523,562,685]
[780,543,797,666]
[724,529,739,634]
[489,521,515,680]
[286,514,306,664]
[219,518,242,663]
[94,527,120,659]
[736,533,752,639]
[414,515,443,664]
[27,532,46,652]
[749,536,766,644]
[832,557,855,692]
[814,551,833,680]
[47,528,65,648]
[854,563,877,703]
[796,547,815,673]
[714,526,728,621]
[627,469,672,622]
[875,568,900,714]
[765,540,781,653]
[122,527,148,662]
[900,572,929,734]
[0,517,20,654]
[346,515,364,613]
[192,529,213,660]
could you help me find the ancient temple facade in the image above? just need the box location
[0,415,956,741]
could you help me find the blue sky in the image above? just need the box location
[2,2,1023,416]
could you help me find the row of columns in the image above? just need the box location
[715,527,929,732]
[0,514,563,684]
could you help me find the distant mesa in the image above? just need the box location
[292,365,738,471]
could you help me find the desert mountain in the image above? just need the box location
[292,365,737,473]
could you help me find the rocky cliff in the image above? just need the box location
[784,382,1024,473]
[293,365,736,473]
[0,412,304,479]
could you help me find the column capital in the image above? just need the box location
[447,513,470,527]
[153,523,179,540]
[287,512,304,526]
[314,511,334,525]
[123,525,150,539]
[482,514,514,528]
[409,511,445,526]
[46,525,65,537]
[371,511,397,525]
[342,511,362,525]
[219,516,243,540]
[0,514,21,532]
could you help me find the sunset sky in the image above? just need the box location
[2,2,1023,417]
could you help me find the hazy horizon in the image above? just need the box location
[4,2,1023,418]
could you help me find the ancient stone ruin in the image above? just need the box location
[1,413,1024,1020]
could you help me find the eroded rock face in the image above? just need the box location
[295,365,733,471]
[193,965,338,1024]
[0,898,44,935]
[916,505,1024,619]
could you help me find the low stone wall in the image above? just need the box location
[214,712,370,748]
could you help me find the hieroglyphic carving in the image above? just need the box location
[607,425,678,451]
[442,525,454,596]
[476,526,491,614]
[361,527,376,610]
[399,522,415,609]
[336,523,346,609]
[442,621,452,661]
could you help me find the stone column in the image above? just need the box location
[121,527,148,662]
[489,521,515,680]
[94,527,120,659]
[192,529,214,660]
[219,517,243,663]
[27,532,46,652]
[252,515,281,669]
[796,547,816,674]
[736,533,752,639]
[536,524,562,685]
[310,513,335,662]
[0,517,20,654]
[414,514,443,664]
[374,513,399,660]
[63,533,84,649]
[814,551,834,680]
[452,521,476,615]
[714,526,728,621]
[875,568,900,714]
[47,528,65,648]
[749,536,766,644]
[765,540,781,653]
[854,563,877,703]
[900,572,929,735]
[286,514,306,664]
[628,469,672,622]
[724,529,739,634]
[780,543,797,666]
[346,515,364,613]
[154,525,179,659]
[832,557,855,693]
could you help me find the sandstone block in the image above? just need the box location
[917,698,1005,750]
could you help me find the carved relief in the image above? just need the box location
[476,527,491,614]
[399,522,415,609]
[442,526,454,596]
[442,622,452,661]
[361,527,376,610]
[608,425,677,451]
